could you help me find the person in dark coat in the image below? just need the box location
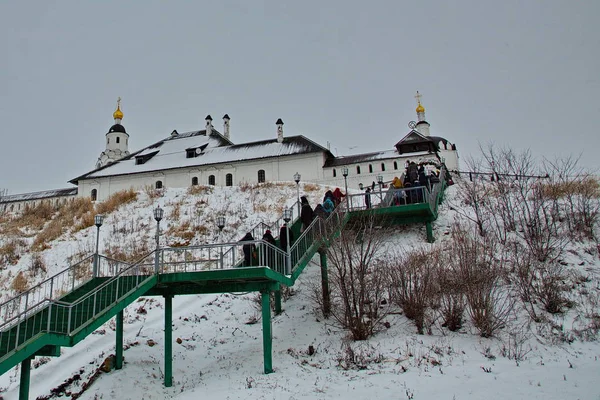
[300,196,314,232]
[407,161,418,183]
[260,230,277,268]
[364,187,372,209]
[279,224,294,252]
[239,232,255,267]
[314,204,327,220]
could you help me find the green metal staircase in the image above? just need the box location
[1,170,448,398]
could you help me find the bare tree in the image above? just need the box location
[325,213,391,340]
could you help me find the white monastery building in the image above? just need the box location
[1,92,459,210]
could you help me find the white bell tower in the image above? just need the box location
[96,98,130,168]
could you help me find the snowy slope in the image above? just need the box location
[0,183,599,400]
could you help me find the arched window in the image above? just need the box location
[191,177,198,186]
[333,169,337,177]
[369,164,373,173]
[381,163,386,171]
[393,161,398,170]
[116,137,120,144]
[107,138,109,145]
[356,166,361,174]
[208,175,216,186]
[258,170,266,183]
[155,180,163,189]
[226,173,233,187]
[91,189,97,201]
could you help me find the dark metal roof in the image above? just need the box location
[108,124,127,134]
[323,151,389,168]
[0,187,78,204]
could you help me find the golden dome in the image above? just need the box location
[416,103,425,113]
[113,97,124,120]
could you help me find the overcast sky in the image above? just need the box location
[1,0,598,194]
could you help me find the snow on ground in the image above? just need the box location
[1,183,599,399]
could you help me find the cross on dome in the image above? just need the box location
[113,97,124,121]
[415,91,425,114]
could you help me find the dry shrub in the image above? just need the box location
[0,239,25,266]
[18,201,56,231]
[450,223,514,338]
[30,253,47,275]
[96,189,138,215]
[11,271,28,293]
[104,239,150,263]
[187,185,210,196]
[32,221,63,251]
[326,214,391,340]
[388,248,441,334]
[144,184,163,200]
[302,183,321,192]
[438,264,466,332]
[239,182,254,192]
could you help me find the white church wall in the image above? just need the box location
[79,152,327,202]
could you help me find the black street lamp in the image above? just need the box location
[283,208,293,275]
[294,172,301,215]
[154,206,164,274]
[216,216,226,269]
[377,175,384,201]
[359,183,364,190]
[342,166,349,209]
[93,214,104,277]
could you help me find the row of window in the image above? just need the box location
[332,161,398,177]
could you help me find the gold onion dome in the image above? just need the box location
[113,98,124,120]
[416,103,425,113]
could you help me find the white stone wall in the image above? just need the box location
[79,152,327,201]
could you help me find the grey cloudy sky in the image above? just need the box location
[1,0,598,194]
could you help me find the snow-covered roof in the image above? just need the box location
[323,149,437,168]
[71,129,332,182]
[0,187,77,204]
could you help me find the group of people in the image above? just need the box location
[239,189,349,268]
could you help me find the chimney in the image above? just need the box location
[223,114,230,140]
[171,129,178,137]
[276,118,284,143]
[205,115,213,135]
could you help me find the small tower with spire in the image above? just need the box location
[96,98,130,168]
[414,91,430,137]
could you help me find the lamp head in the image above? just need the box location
[216,215,226,230]
[293,172,301,184]
[342,166,349,177]
[359,183,364,190]
[94,214,104,228]
[154,206,164,222]
[283,208,293,223]
[377,175,384,184]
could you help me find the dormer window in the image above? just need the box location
[186,143,209,158]
[135,150,159,165]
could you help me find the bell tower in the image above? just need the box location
[97,98,130,168]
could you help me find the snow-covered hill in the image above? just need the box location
[0,182,599,400]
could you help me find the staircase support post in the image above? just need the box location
[274,283,282,315]
[426,221,434,243]
[19,356,32,400]
[164,294,173,387]
[319,250,331,318]
[261,289,273,374]
[115,310,124,370]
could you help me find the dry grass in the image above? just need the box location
[539,177,600,200]
[11,271,28,293]
[0,239,26,266]
[187,185,213,196]
[144,184,163,200]
[302,183,321,192]
[96,189,138,215]
[32,198,93,251]
[104,239,150,263]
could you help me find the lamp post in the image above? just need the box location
[283,208,293,275]
[377,174,384,202]
[93,214,104,277]
[216,216,226,269]
[342,166,349,210]
[294,172,301,215]
[153,206,164,274]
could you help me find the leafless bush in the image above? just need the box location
[0,238,25,266]
[450,223,514,338]
[326,214,391,340]
[437,263,466,332]
[500,327,532,365]
[11,271,28,293]
[388,247,441,334]
[29,253,47,276]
